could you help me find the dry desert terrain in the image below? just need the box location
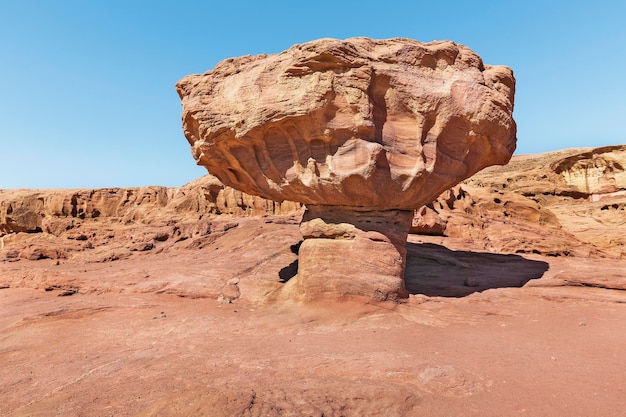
[1,146,625,416]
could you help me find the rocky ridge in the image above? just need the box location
[0,176,300,264]
[414,144,626,258]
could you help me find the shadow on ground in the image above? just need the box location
[405,242,549,297]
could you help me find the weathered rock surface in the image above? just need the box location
[412,145,626,258]
[3,145,623,264]
[177,37,516,209]
[0,176,301,263]
[290,206,413,301]
[177,37,516,300]
[552,145,626,196]
[0,175,299,236]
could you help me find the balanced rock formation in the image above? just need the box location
[177,37,517,300]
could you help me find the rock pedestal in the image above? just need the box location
[294,206,413,300]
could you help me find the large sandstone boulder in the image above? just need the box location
[177,37,517,300]
[177,37,516,210]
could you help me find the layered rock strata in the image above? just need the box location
[460,145,626,258]
[296,206,413,301]
[177,37,517,300]
[0,175,300,236]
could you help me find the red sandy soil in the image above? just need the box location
[2,216,625,416]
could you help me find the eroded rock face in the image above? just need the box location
[551,145,626,196]
[460,145,626,258]
[294,206,413,301]
[0,176,300,237]
[177,37,516,210]
[177,37,517,300]
[0,177,301,263]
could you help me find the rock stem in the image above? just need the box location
[292,205,413,301]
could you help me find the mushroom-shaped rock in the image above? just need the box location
[177,37,516,300]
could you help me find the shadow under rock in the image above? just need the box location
[277,241,302,283]
[278,260,298,283]
[405,242,549,297]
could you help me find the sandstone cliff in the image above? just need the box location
[0,176,300,262]
[0,176,300,235]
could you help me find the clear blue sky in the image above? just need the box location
[1,1,625,189]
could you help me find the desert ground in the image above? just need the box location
[1,146,625,416]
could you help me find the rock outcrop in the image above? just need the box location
[0,175,300,237]
[551,145,626,197]
[177,37,516,209]
[177,37,516,300]
[4,145,622,266]
[412,145,626,258]
[0,176,301,263]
